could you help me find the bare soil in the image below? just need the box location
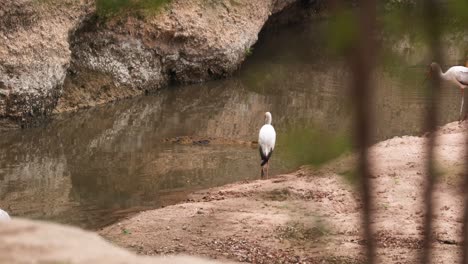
[100,121,467,263]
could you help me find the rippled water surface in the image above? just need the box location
[0,20,464,229]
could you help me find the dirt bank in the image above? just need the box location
[100,121,467,263]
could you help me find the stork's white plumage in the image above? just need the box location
[0,209,10,221]
[258,112,276,178]
[429,62,468,121]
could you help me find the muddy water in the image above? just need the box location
[0,21,464,229]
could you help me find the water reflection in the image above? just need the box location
[0,20,464,229]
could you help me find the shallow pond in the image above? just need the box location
[0,20,464,229]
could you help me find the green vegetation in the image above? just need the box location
[280,126,352,167]
[381,203,389,210]
[338,168,359,187]
[326,0,468,99]
[326,9,358,55]
[263,188,291,201]
[96,0,171,19]
[121,228,132,234]
[245,47,253,57]
[276,221,329,241]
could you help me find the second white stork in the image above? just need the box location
[428,62,468,121]
[0,209,10,221]
[258,112,276,178]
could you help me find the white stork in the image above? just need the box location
[428,62,468,121]
[0,209,10,221]
[258,112,276,178]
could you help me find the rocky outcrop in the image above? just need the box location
[57,0,301,111]
[0,0,309,127]
[0,0,93,127]
[0,219,232,264]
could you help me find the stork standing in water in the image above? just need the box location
[258,112,276,178]
[428,62,468,121]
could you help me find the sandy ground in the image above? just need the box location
[0,219,235,264]
[100,121,467,263]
